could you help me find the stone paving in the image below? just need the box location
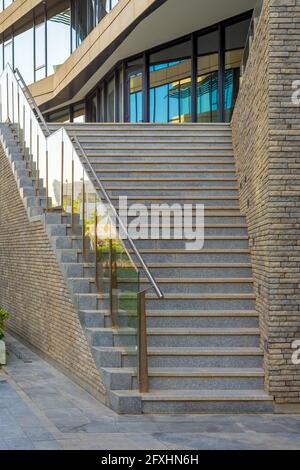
[0,333,300,450]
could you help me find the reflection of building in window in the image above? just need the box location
[149,60,192,123]
[47,8,71,74]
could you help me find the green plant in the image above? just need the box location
[0,308,9,340]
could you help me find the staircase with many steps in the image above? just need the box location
[47,122,273,414]
[2,117,273,414]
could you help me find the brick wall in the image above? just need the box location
[0,144,106,402]
[232,0,300,405]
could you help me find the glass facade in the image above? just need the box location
[47,2,71,75]
[47,102,85,123]
[76,12,251,124]
[150,41,192,123]
[0,0,120,83]
[197,30,219,123]
[0,0,14,12]
[71,0,119,50]
[225,18,251,122]
[14,21,34,85]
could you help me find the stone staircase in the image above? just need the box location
[48,122,273,414]
[1,119,273,414]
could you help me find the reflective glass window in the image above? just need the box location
[150,41,192,123]
[14,21,34,85]
[3,33,13,67]
[126,57,143,122]
[97,1,109,22]
[197,30,219,123]
[225,18,251,122]
[47,1,71,75]
[48,108,70,123]
[35,9,46,81]
[86,93,97,121]
[4,0,13,8]
[74,0,88,47]
[0,37,3,72]
[107,77,115,122]
[73,103,85,123]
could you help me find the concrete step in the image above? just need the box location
[102,178,238,188]
[78,136,233,143]
[137,263,253,278]
[83,143,234,151]
[120,346,263,368]
[105,309,258,329]
[89,326,260,348]
[92,170,236,179]
[125,278,254,295]
[130,249,251,264]
[111,197,239,208]
[68,277,96,294]
[59,123,231,132]
[89,160,236,169]
[144,327,260,348]
[144,293,256,311]
[132,238,250,250]
[102,367,265,391]
[107,188,239,197]
[79,310,105,328]
[109,389,273,414]
[74,293,108,311]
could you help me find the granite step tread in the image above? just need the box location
[111,389,273,402]
[102,367,265,377]
[93,346,263,356]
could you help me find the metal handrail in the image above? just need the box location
[13,67,51,137]
[2,64,163,392]
[9,64,163,300]
[72,135,164,300]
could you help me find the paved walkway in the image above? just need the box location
[0,333,300,450]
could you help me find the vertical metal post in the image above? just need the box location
[17,88,20,142]
[61,133,64,209]
[137,290,149,393]
[191,33,198,123]
[22,105,26,154]
[94,198,99,291]
[29,111,33,172]
[82,177,86,262]
[46,145,49,210]
[0,83,2,122]
[218,23,225,122]
[11,81,14,123]
[142,52,149,123]
[6,72,9,120]
[109,238,117,327]
[71,158,74,228]
[36,133,39,180]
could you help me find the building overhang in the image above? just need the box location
[28,0,256,112]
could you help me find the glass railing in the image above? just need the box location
[0,63,163,392]
[242,0,264,73]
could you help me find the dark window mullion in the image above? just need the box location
[218,23,225,122]
[33,9,36,81]
[191,33,197,123]
[45,0,48,76]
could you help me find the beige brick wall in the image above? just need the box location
[232,0,300,404]
[0,144,106,402]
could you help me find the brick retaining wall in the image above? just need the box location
[232,0,300,405]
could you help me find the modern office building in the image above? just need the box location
[0,0,299,413]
